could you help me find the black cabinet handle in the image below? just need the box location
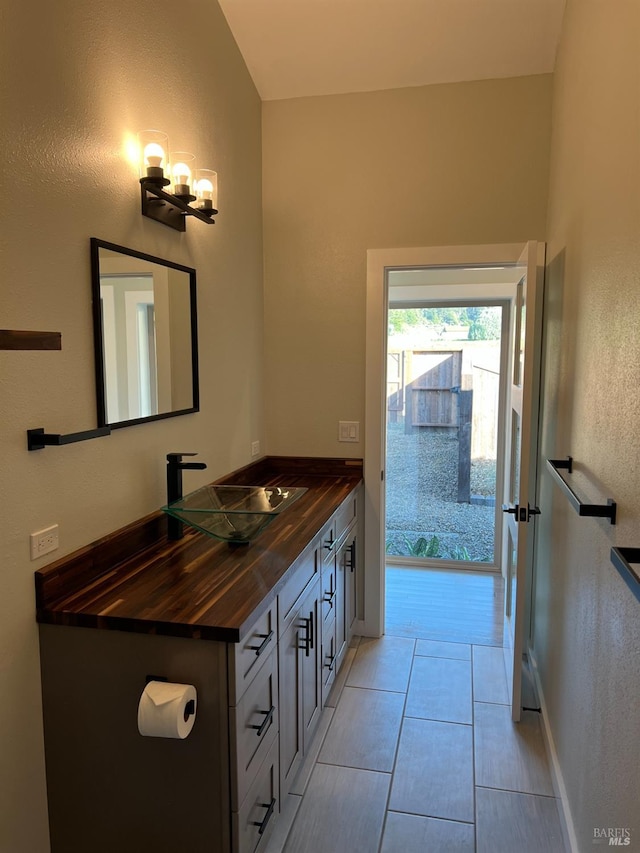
[250,705,275,738]
[323,536,334,551]
[323,589,335,607]
[298,617,312,656]
[346,540,356,572]
[298,610,315,657]
[248,630,273,658]
[324,652,336,672]
[252,798,276,835]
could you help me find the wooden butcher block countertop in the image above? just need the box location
[35,456,362,643]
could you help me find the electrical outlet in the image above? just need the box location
[30,524,59,560]
[251,440,261,457]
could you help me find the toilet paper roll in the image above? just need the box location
[137,681,197,739]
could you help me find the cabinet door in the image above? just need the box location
[278,609,303,797]
[334,542,346,673]
[321,614,337,705]
[278,576,322,797]
[299,578,322,754]
[344,527,358,640]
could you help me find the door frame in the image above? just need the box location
[363,243,527,638]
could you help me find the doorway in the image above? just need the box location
[363,243,527,639]
[385,297,508,570]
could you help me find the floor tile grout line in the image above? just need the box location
[344,684,410,696]
[402,713,473,727]
[375,637,416,853]
[314,759,393,776]
[475,783,560,800]
[386,806,475,826]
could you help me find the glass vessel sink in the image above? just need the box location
[162,484,308,544]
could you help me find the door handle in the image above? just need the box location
[502,503,541,522]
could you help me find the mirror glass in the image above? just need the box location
[90,238,199,429]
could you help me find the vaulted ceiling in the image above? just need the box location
[218,0,566,101]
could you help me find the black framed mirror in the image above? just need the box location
[90,238,199,429]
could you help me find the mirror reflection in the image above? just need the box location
[90,239,199,429]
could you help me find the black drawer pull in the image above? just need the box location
[324,653,335,672]
[248,629,273,658]
[323,536,334,551]
[346,541,356,572]
[251,705,275,738]
[323,590,335,607]
[253,797,276,835]
[308,609,314,654]
[298,617,312,655]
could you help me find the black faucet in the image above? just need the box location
[166,452,207,540]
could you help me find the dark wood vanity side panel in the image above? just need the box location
[39,625,231,853]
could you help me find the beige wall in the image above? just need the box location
[534,1,640,848]
[0,2,263,850]
[262,75,552,456]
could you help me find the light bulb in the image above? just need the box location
[170,152,196,197]
[138,131,170,183]
[173,162,191,185]
[144,142,165,169]
[195,169,218,211]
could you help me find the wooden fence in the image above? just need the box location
[387,349,499,503]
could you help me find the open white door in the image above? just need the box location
[502,241,544,722]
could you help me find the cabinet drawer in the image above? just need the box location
[229,601,277,705]
[319,520,336,559]
[230,647,279,810]
[334,492,357,546]
[278,543,318,634]
[233,735,279,853]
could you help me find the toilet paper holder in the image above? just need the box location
[145,675,196,721]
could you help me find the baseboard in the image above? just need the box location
[354,618,377,637]
[528,646,579,853]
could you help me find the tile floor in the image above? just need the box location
[263,568,567,853]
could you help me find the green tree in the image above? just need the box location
[468,307,501,340]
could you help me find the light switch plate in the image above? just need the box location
[338,421,360,442]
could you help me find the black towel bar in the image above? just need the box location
[546,457,616,524]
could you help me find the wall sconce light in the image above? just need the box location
[138,130,218,232]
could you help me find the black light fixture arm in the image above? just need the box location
[140,181,217,232]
